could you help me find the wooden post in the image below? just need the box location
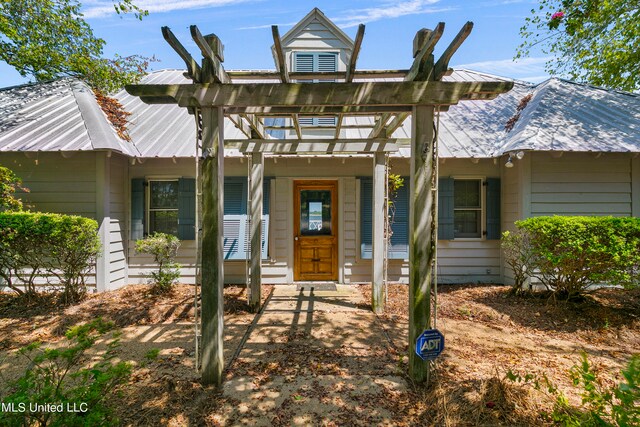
[249,152,263,312]
[408,105,435,383]
[372,152,386,313]
[200,106,225,387]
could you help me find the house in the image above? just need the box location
[1,9,639,292]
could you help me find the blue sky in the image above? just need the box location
[0,0,551,88]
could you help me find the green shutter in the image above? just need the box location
[486,178,501,240]
[388,178,409,259]
[131,178,145,240]
[178,178,196,240]
[438,178,454,240]
[360,178,373,259]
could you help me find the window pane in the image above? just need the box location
[454,210,481,238]
[150,181,178,209]
[150,210,178,236]
[454,180,480,208]
[300,190,332,236]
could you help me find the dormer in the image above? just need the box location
[274,8,354,74]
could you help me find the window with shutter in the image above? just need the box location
[293,52,338,126]
[359,177,409,260]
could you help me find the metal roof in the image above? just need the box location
[115,69,248,158]
[496,78,640,155]
[0,78,138,156]
[3,69,640,158]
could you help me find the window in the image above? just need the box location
[360,177,409,259]
[148,180,179,236]
[294,52,337,126]
[453,179,482,238]
[438,177,501,241]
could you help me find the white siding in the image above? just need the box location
[530,153,632,217]
[0,152,98,289]
[3,152,97,218]
[108,154,128,289]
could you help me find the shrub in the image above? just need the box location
[0,212,100,302]
[0,166,28,212]
[502,216,640,299]
[501,229,535,294]
[0,319,132,427]
[135,233,181,293]
[507,353,640,426]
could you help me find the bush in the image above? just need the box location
[501,229,535,294]
[135,233,181,293]
[0,212,101,302]
[502,216,640,299]
[0,319,132,427]
[507,353,639,426]
[0,166,28,212]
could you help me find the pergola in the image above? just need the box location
[126,21,513,388]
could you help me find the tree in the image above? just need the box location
[0,0,151,93]
[516,0,640,92]
[0,166,27,211]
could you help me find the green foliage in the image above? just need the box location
[135,233,181,293]
[0,318,132,427]
[0,212,101,302]
[503,216,640,299]
[516,0,640,91]
[0,166,28,212]
[387,173,405,242]
[0,0,150,93]
[501,229,535,294]
[507,353,640,426]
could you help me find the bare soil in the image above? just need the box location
[0,283,638,426]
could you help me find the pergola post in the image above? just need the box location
[408,104,436,383]
[200,106,225,387]
[249,152,263,312]
[371,152,386,313]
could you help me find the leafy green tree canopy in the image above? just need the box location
[0,0,151,93]
[517,0,640,92]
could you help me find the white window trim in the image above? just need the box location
[451,175,486,241]
[145,178,180,236]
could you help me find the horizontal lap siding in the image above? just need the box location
[108,155,128,289]
[343,178,357,281]
[2,152,97,218]
[531,154,631,217]
[501,161,522,283]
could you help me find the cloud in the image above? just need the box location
[455,56,552,82]
[331,0,452,28]
[83,0,252,18]
[237,21,298,31]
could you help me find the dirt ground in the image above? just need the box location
[0,283,638,426]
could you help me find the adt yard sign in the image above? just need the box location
[415,329,444,361]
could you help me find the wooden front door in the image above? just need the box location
[293,180,338,281]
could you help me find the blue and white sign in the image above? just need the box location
[415,329,445,361]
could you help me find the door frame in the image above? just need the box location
[293,180,339,281]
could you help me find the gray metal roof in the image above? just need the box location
[3,69,640,159]
[0,78,138,156]
[115,69,248,158]
[496,78,640,155]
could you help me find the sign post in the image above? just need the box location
[415,329,444,361]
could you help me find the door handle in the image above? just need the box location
[294,236,299,241]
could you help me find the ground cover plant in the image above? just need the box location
[1,282,637,425]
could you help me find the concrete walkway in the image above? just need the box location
[221,285,407,425]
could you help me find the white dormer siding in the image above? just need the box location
[278,8,353,74]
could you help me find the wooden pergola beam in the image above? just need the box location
[190,26,230,84]
[271,25,290,83]
[227,114,253,138]
[224,105,413,115]
[406,23,444,82]
[226,70,409,80]
[161,26,201,82]
[126,81,513,108]
[227,141,399,153]
[434,21,474,80]
[239,113,265,139]
[337,24,366,138]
